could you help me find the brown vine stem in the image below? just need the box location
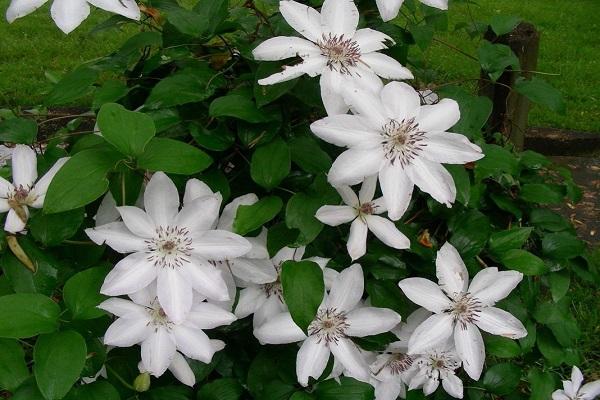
[432,38,479,61]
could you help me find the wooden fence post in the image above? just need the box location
[478,22,540,150]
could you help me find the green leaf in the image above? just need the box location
[45,66,99,106]
[448,210,491,258]
[164,7,205,37]
[285,193,323,246]
[145,386,192,400]
[210,95,272,123]
[537,328,580,366]
[64,381,120,400]
[488,227,533,257]
[191,122,235,152]
[233,196,283,236]
[315,377,374,400]
[548,270,570,302]
[501,249,549,275]
[281,260,324,332]
[197,378,243,400]
[34,330,87,400]
[0,118,37,144]
[542,232,585,259]
[528,369,556,400]
[92,80,129,110]
[438,87,492,139]
[446,165,471,205]
[11,378,45,400]
[515,76,566,114]
[0,339,29,392]
[519,183,565,204]
[290,136,332,174]
[529,209,571,232]
[0,293,60,338]
[247,347,297,399]
[490,15,521,36]
[484,336,521,358]
[63,267,109,320]
[250,138,291,190]
[137,137,212,175]
[193,0,229,37]
[255,63,298,107]
[475,143,519,181]
[44,148,124,214]
[478,41,520,81]
[482,363,522,395]
[518,150,551,170]
[97,103,156,157]
[29,208,85,247]
[366,280,410,316]
[290,393,315,400]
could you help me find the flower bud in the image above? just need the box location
[133,372,151,392]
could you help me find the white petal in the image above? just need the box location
[436,242,469,297]
[353,28,393,52]
[98,298,146,318]
[253,312,306,344]
[423,377,440,396]
[11,145,37,188]
[321,0,358,37]
[172,325,215,363]
[245,229,269,259]
[101,252,157,296]
[469,269,523,306]
[316,205,356,226]
[141,328,176,376]
[229,258,277,284]
[104,316,152,347]
[272,246,305,265]
[117,206,155,238]
[88,0,140,20]
[580,381,600,399]
[187,302,236,330]
[328,148,384,187]
[405,157,456,207]
[342,85,387,128]
[258,57,326,85]
[168,352,195,387]
[4,208,27,233]
[375,380,403,400]
[421,0,448,10]
[253,294,285,328]
[175,195,220,233]
[380,82,421,121]
[94,193,120,226]
[366,215,410,250]
[422,131,483,164]
[407,314,454,354]
[398,278,452,313]
[208,264,236,311]
[6,0,48,23]
[183,179,215,204]
[157,268,193,324]
[192,230,251,259]
[29,157,68,200]
[359,175,378,203]
[279,0,323,42]
[235,286,267,318]
[186,258,230,302]
[345,307,401,337]
[144,172,180,227]
[0,176,12,197]
[296,336,331,386]
[253,36,318,60]
[361,52,413,80]
[310,114,381,148]
[217,193,257,231]
[571,366,584,393]
[85,222,146,253]
[416,98,460,132]
[379,164,413,221]
[333,185,358,206]
[475,307,527,339]
[375,0,403,21]
[50,0,90,34]
[326,263,364,312]
[320,68,349,116]
[454,322,485,380]
[329,337,370,383]
[442,373,464,399]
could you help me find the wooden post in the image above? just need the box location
[478,22,540,150]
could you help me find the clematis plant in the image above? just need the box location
[552,366,600,400]
[375,0,448,22]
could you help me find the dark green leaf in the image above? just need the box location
[518,150,551,170]
[529,209,571,232]
[193,0,229,37]
[289,136,332,174]
[29,208,85,246]
[0,293,60,338]
[11,378,45,400]
[448,210,491,258]
[97,103,156,157]
[0,339,29,391]
[250,138,291,190]
[191,122,235,152]
[233,196,283,236]
[64,381,120,400]
[255,63,298,107]
[315,377,374,400]
[164,7,205,37]
[488,227,533,257]
[446,165,471,206]
[144,386,193,400]
[247,347,297,399]
[478,42,519,81]
[548,270,570,302]
[137,137,212,175]
[537,328,580,366]
[0,118,37,144]
[92,80,130,110]
[45,66,99,106]
[438,87,492,139]
[484,336,521,358]
[44,148,124,214]
[500,249,549,275]
[475,144,519,181]
[482,363,521,395]
[366,280,410,316]
[285,193,324,246]
[490,15,521,36]
[515,76,566,114]
[528,369,556,400]
[281,260,324,332]
[290,393,315,400]
[542,232,585,259]
[519,183,565,204]
[63,267,109,320]
[197,378,243,400]
[210,95,272,123]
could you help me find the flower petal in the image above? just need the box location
[88,0,140,19]
[6,0,48,23]
[379,164,413,221]
[141,327,176,376]
[360,52,413,80]
[144,172,180,227]
[157,268,193,324]
[359,175,378,203]
[353,28,393,52]
[347,218,368,261]
[469,269,523,306]
[29,157,68,202]
[329,337,370,383]
[172,325,215,363]
[104,316,152,347]
[100,252,157,296]
[235,286,267,318]
[366,215,410,250]
[310,114,381,148]
[316,205,356,226]
[117,206,156,238]
[259,57,326,85]
[326,263,364,312]
[183,178,215,204]
[98,298,146,318]
[175,195,221,233]
[422,131,483,164]
[253,36,318,60]
[442,373,463,399]
[436,242,469,298]
[11,145,37,188]
[85,222,146,253]
[272,246,305,265]
[343,85,387,128]
[4,208,27,233]
[279,0,323,42]
[320,68,349,115]
[187,303,236,330]
[229,258,278,284]
[296,336,331,386]
[571,366,584,393]
[254,312,306,344]
[217,193,258,232]
[380,82,421,122]
[345,307,401,337]
[192,230,251,259]
[328,148,384,187]
[405,157,456,207]
[321,0,359,37]
[421,0,448,10]
[407,313,454,354]
[454,322,485,380]
[416,98,460,132]
[398,278,452,313]
[375,0,403,21]
[168,352,195,387]
[475,307,527,339]
[253,294,285,328]
[186,258,230,302]
[50,0,90,34]
[580,381,600,399]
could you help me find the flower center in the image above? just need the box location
[318,33,361,75]
[146,226,193,269]
[419,349,460,376]
[387,353,414,375]
[308,308,348,343]
[7,185,33,207]
[261,263,282,300]
[447,293,482,327]
[381,118,426,167]
[147,299,174,331]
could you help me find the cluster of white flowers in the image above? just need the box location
[553,366,600,400]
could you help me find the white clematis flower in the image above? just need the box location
[85,172,252,324]
[253,0,413,115]
[99,285,234,378]
[235,245,334,328]
[408,342,463,399]
[552,366,600,400]
[254,264,401,386]
[310,82,483,220]
[0,145,68,233]
[6,0,140,34]
[376,0,448,22]
[398,242,527,380]
[315,175,409,260]
[138,352,196,387]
